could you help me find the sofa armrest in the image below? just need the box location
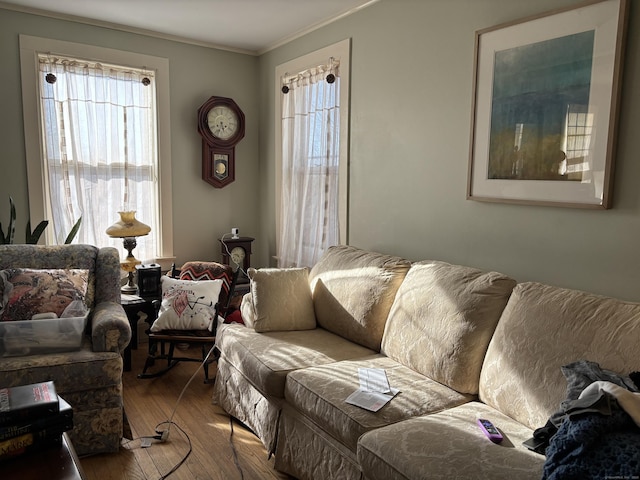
[90,301,131,353]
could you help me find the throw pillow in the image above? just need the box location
[0,268,89,321]
[179,261,233,308]
[150,276,223,332]
[247,267,316,332]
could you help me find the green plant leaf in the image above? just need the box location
[26,219,49,244]
[64,216,82,244]
[7,197,16,244]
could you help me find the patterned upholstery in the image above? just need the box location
[0,244,131,456]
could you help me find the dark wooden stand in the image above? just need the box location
[2,432,86,480]
[122,297,158,372]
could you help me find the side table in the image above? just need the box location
[2,432,87,480]
[122,295,158,372]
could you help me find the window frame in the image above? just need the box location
[274,38,351,254]
[19,35,174,267]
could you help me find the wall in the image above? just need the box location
[2,1,640,302]
[0,8,260,267]
[258,0,640,301]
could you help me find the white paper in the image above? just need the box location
[121,294,145,304]
[358,367,391,393]
[345,387,400,412]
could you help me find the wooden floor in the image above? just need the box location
[80,345,292,480]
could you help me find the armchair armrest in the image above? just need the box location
[91,301,132,353]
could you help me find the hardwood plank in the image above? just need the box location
[79,346,291,480]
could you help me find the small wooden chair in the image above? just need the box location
[138,261,239,383]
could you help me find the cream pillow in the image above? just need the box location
[247,267,316,332]
[150,276,223,332]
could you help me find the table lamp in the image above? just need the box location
[106,211,151,294]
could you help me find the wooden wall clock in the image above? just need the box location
[197,96,245,188]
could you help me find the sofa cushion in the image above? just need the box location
[245,267,316,332]
[284,356,473,452]
[309,245,410,351]
[215,323,376,398]
[0,268,89,321]
[480,282,640,431]
[381,261,516,395]
[357,402,545,480]
[0,337,123,391]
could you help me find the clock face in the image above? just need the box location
[207,105,239,141]
[230,246,246,265]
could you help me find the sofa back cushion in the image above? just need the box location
[309,245,410,351]
[381,261,516,394]
[479,282,640,430]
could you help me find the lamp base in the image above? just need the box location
[120,247,141,295]
[121,283,138,294]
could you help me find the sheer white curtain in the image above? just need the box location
[38,55,158,260]
[278,60,341,268]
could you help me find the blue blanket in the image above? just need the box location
[542,407,640,480]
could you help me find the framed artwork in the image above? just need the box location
[467,0,629,208]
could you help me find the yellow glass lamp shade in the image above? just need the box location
[106,211,151,294]
[106,211,151,238]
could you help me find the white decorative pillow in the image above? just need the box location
[247,267,316,333]
[150,276,223,332]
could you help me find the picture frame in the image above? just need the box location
[467,0,629,209]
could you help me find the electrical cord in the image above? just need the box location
[124,236,249,479]
[122,344,216,479]
[156,421,192,480]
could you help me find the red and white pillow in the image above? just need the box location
[150,276,223,332]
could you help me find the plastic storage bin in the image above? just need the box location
[0,314,88,357]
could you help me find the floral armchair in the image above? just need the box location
[0,244,131,456]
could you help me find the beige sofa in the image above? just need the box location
[212,245,640,479]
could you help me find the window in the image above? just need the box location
[562,104,594,180]
[275,39,350,268]
[37,54,158,259]
[20,36,173,266]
